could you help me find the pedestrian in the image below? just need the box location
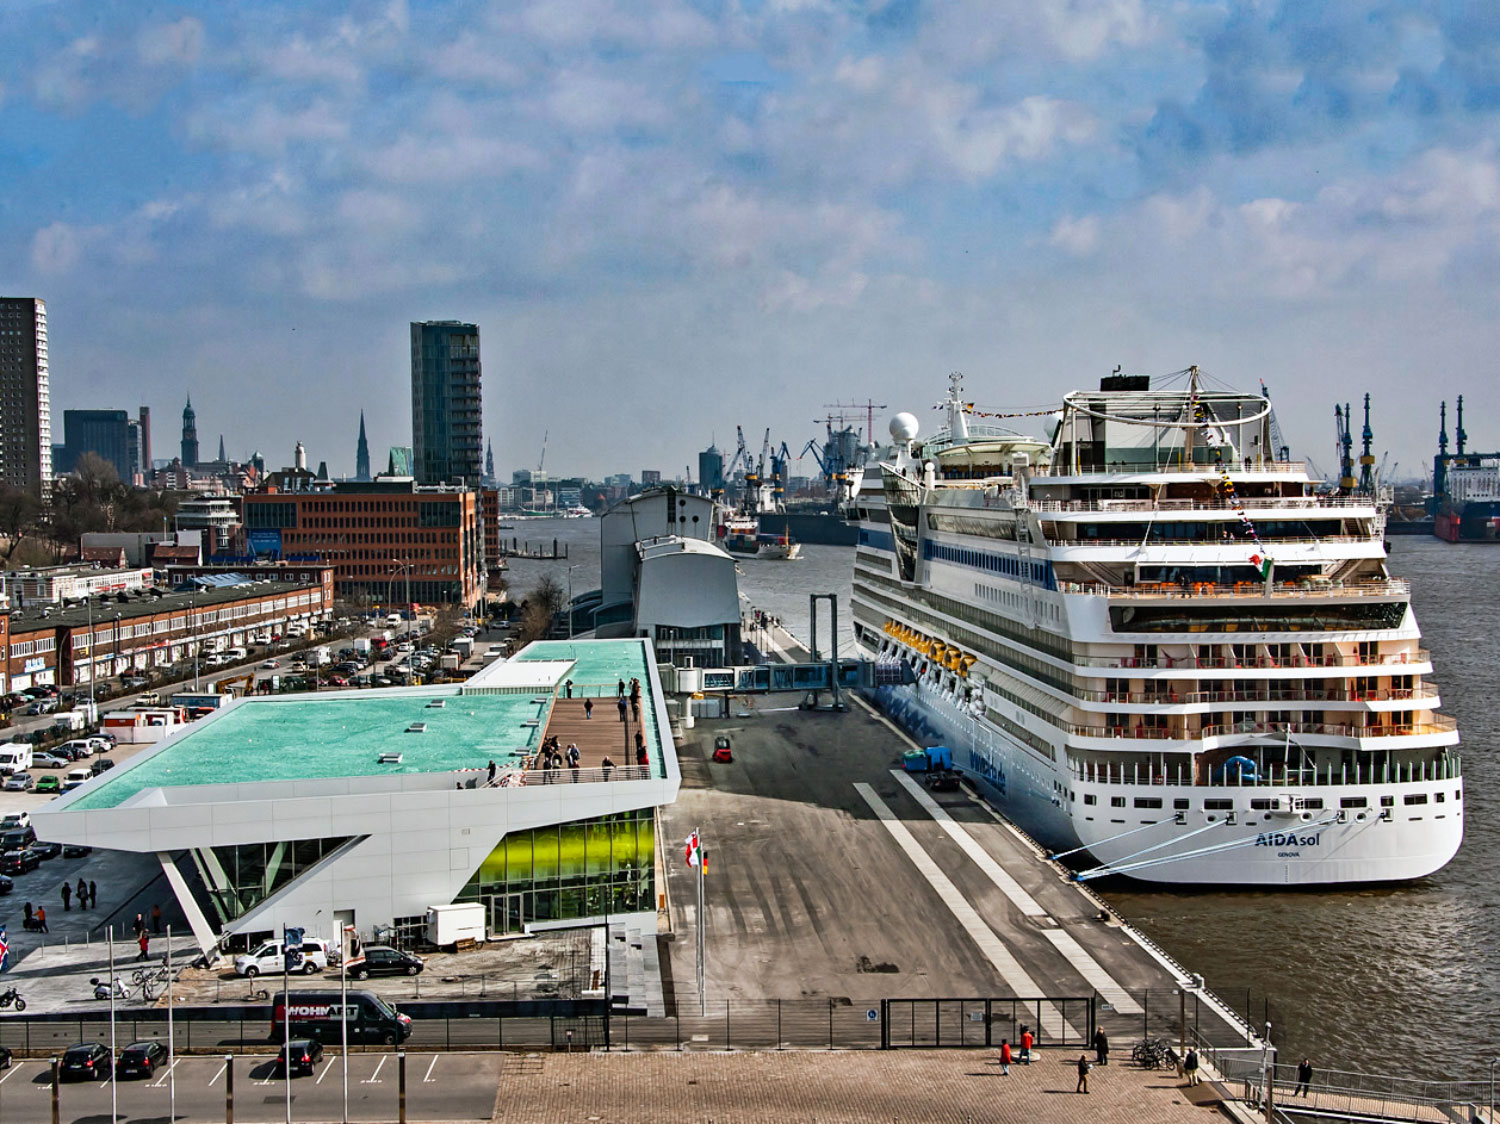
[631,696,640,721]
[1076,1054,1091,1094]
[1184,1048,1200,1087]
[137,929,150,961]
[61,882,72,912]
[76,878,87,911]
[601,755,614,780]
[151,903,162,934]
[37,905,47,933]
[636,743,648,767]
[566,743,580,767]
[617,679,626,697]
[617,696,627,723]
[1295,1057,1313,1097]
[132,912,145,938]
[487,759,497,784]
[1093,1026,1108,1066]
[999,1038,1011,1075]
[584,698,593,719]
[1021,1026,1034,1064]
[565,679,573,699]
[89,881,97,908]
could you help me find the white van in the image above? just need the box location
[62,767,93,791]
[0,743,33,776]
[235,937,330,977]
[57,739,96,759]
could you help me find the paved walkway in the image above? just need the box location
[542,697,645,769]
[489,1049,1225,1123]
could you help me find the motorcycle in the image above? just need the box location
[0,987,24,1012]
[90,977,129,1001]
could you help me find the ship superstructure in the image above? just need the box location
[850,370,1461,885]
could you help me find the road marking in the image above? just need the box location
[422,1055,439,1083]
[207,1061,227,1087]
[0,1061,27,1085]
[853,782,1075,1039]
[889,770,1144,1017]
[316,1058,336,1084]
[150,1058,180,1087]
[362,1055,385,1084]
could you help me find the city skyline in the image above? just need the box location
[5,4,1500,478]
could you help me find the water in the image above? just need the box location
[509,520,1497,1081]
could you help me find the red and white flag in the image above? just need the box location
[684,830,701,867]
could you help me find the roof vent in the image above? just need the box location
[405,722,427,734]
[378,752,404,764]
[425,699,446,709]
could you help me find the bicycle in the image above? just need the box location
[1132,1037,1176,1070]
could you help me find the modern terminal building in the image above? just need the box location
[33,638,680,955]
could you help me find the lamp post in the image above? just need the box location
[112,612,122,688]
[85,594,95,711]
[191,595,200,691]
[566,564,579,639]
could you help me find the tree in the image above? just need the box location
[0,482,42,563]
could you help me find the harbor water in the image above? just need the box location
[505,521,1494,1080]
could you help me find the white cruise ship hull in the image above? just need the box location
[864,666,1462,886]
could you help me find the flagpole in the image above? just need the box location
[108,927,117,1124]
[284,925,292,1124]
[341,925,350,1124]
[696,830,705,1017]
[167,925,176,1122]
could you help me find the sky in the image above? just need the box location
[3,0,1499,483]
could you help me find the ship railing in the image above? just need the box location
[1067,751,1461,788]
[1073,685,1440,705]
[1057,578,1410,600]
[1045,459,1308,476]
[1026,496,1376,513]
[1047,534,1372,548]
[1196,715,1456,739]
[1074,648,1431,670]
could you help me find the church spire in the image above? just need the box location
[355,409,372,482]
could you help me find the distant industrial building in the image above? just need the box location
[0,296,53,495]
[241,478,485,608]
[641,470,661,485]
[411,320,483,487]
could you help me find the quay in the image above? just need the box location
[494,536,569,559]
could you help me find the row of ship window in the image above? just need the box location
[1078,791,1457,809]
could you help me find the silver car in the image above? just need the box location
[3,773,35,792]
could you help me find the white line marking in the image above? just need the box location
[0,1061,27,1086]
[422,1055,439,1083]
[150,1058,180,1087]
[362,1055,385,1084]
[854,782,1076,1039]
[889,770,1144,1016]
[207,1061,227,1087]
[316,1058,336,1085]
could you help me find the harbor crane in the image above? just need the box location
[1334,403,1355,493]
[1357,393,1377,494]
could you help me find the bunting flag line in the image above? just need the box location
[933,404,1060,419]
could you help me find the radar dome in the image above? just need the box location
[889,412,919,442]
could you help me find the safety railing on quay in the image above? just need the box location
[1243,1059,1498,1122]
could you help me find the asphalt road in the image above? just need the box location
[0,1050,501,1123]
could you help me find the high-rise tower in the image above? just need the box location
[355,410,372,482]
[410,321,483,486]
[0,296,53,495]
[180,396,199,468]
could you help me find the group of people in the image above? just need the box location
[59,878,98,912]
[536,734,583,779]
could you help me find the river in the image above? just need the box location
[504,520,1494,1080]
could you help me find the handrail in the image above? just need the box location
[1073,685,1439,705]
[1067,750,1462,787]
[1074,648,1430,670]
[1027,496,1376,513]
[1048,535,1373,548]
[1045,460,1309,476]
[1058,579,1410,600]
[1069,715,1457,741]
[484,763,653,786]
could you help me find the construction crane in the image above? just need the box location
[1334,403,1355,494]
[536,430,548,475]
[1260,380,1291,461]
[1357,393,1376,494]
[822,400,887,442]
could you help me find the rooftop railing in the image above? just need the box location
[1048,534,1373,549]
[1068,713,1457,742]
[484,763,652,787]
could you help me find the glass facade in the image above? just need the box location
[456,810,656,934]
[188,836,355,925]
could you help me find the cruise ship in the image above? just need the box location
[850,370,1462,885]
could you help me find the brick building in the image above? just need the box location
[240,479,485,608]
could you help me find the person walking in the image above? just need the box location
[565,679,574,699]
[1093,1027,1109,1066]
[565,743,580,768]
[137,929,150,962]
[1076,1054,1091,1094]
[61,882,72,912]
[617,679,626,698]
[76,878,87,911]
[487,759,497,784]
[132,913,145,939]
[584,698,593,720]
[998,1038,1012,1075]
[616,696,627,723]
[151,904,162,934]
[631,695,640,721]
[601,755,614,781]
[89,881,97,909]
[1294,1057,1313,1097]
[1183,1048,1200,1087]
[1020,1026,1034,1065]
[36,905,47,933]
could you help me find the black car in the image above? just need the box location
[349,945,425,979]
[276,1038,324,1076]
[116,1041,168,1079]
[60,1043,112,1080]
[62,844,93,859]
[30,841,62,861]
[0,849,41,876]
[1,827,35,850]
[90,758,115,775]
[0,874,13,896]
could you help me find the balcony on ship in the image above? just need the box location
[1067,740,1462,790]
[1074,641,1431,672]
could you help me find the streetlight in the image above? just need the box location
[190,594,200,691]
[566,564,580,639]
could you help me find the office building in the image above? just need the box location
[387,446,414,476]
[697,445,725,495]
[180,396,199,468]
[641,470,661,485]
[0,297,52,494]
[410,320,483,487]
[60,409,136,481]
[241,478,485,607]
[138,406,152,472]
[175,496,241,553]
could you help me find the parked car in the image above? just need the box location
[0,874,14,896]
[35,775,61,794]
[32,752,70,769]
[24,699,58,715]
[62,768,93,792]
[0,849,41,875]
[328,676,349,687]
[3,773,34,792]
[348,946,425,979]
[116,1041,168,1079]
[122,676,149,689]
[90,758,115,776]
[31,841,62,861]
[234,937,330,977]
[62,843,93,858]
[0,812,31,830]
[261,659,279,669]
[60,1043,112,1081]
[276,1038,324,1077]
[57,740,95,759]
[1,825,36,849]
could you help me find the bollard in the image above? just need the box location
[398,1051,407,1124]
[51,1057,60,1124]
[225,1053,234,1124]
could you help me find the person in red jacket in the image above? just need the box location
[999,1038,1012,1075]
[1021,1027,1034,1064]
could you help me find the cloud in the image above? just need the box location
[31,221,90,274]
[136,17,204,67]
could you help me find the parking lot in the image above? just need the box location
[0,1049,502,1123]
